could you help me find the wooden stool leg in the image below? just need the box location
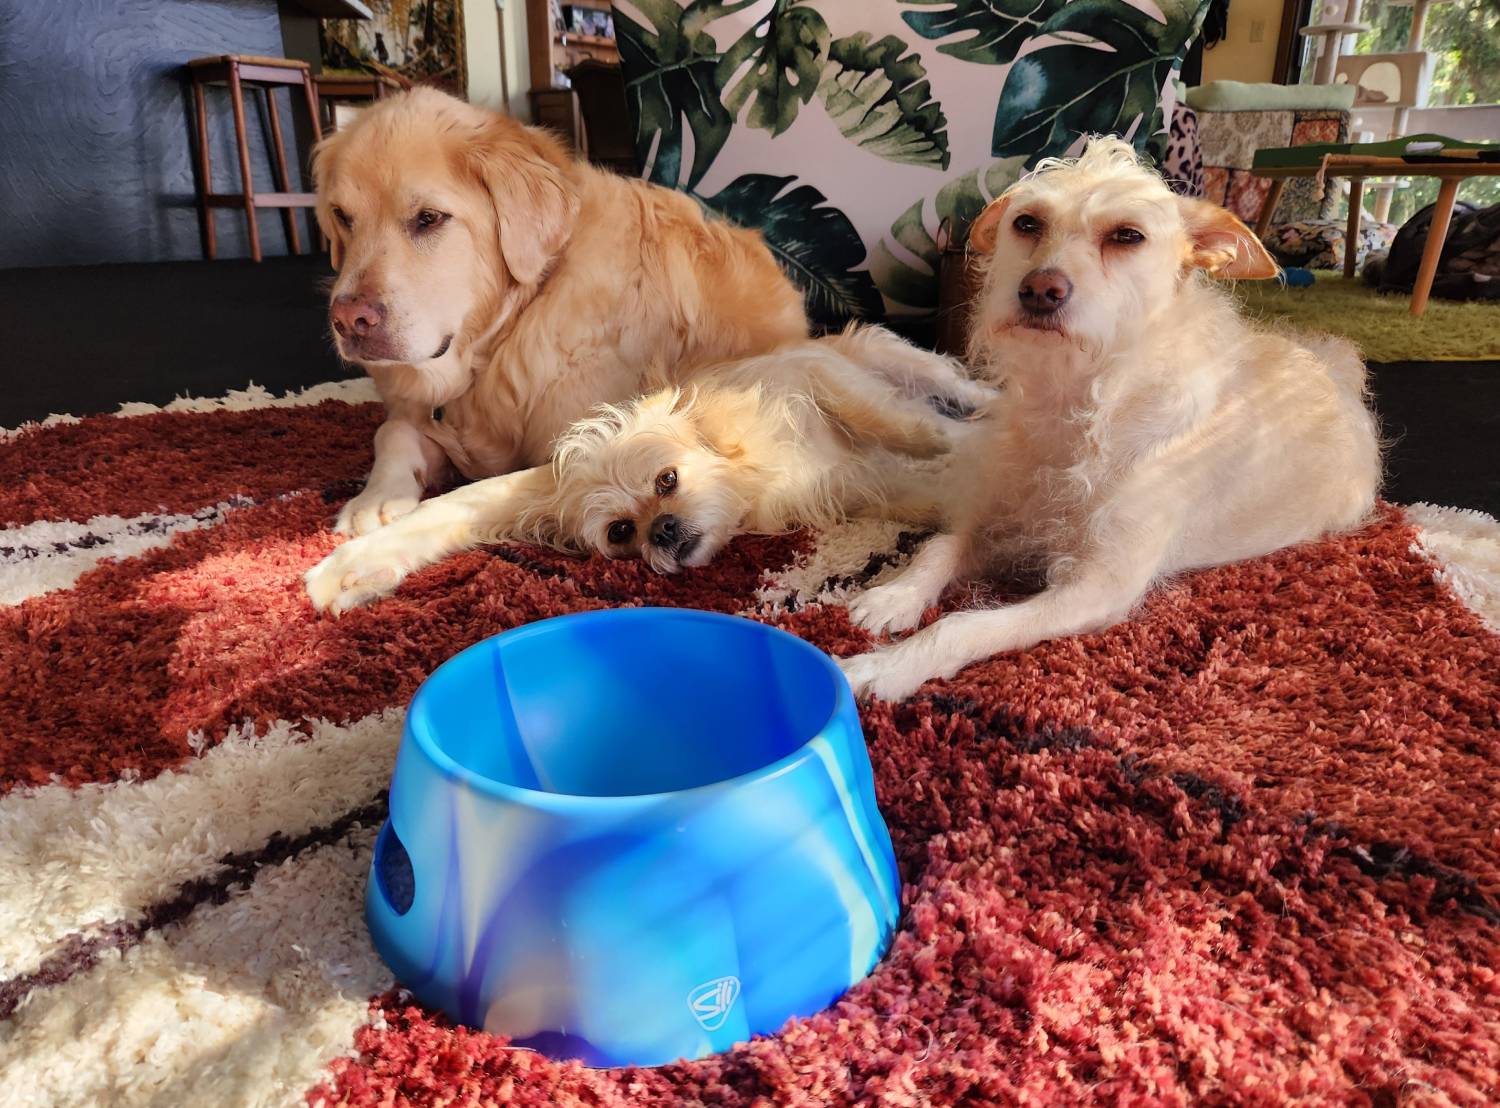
[300,70,327,254]
[227,61,262,262]
[1411,177,1460,318]
[190,73,217,260]
[1343,178,1363,280]
[263,86,302,255]
[1255,178,1287,239]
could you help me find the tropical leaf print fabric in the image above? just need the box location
[613,0,1205,323]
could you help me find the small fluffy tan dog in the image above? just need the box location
[305,328,990,612]
[314,88,806,535]
[838,138,1381,701]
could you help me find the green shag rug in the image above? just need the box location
[1234,272,1500,363]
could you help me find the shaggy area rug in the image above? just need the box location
[2,381,1499,1107]
[1233,273,1500,363]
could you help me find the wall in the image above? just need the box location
[1202,0,1286,84]
[464,0,530,118]
[0,0,312,268]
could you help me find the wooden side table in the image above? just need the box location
[1253,154,1500,316]
[186,54,324,262]
[314,72,404,131]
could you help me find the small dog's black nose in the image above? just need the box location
[1018,268,1073,314]
[649,514,680,550]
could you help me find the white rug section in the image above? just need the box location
[1407,502,1500,634]
[0,498,253,606]
[1,378,377,441]
[752,518,914,614]
[0,825,392,1108]
[0,711,403,980]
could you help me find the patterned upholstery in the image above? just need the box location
[1197,107,1347,223]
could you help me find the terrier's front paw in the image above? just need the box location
[305,537,408,615]
[837,650,931,703]
[848,581,931,637]
[335,488,420,536]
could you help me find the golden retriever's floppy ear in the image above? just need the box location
[1178,198,1279,280]
[310,131,346,270]
[967,195,1012,254]
[471,121,579,286]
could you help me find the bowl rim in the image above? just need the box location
[404,607,857,809]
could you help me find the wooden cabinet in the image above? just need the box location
[526,0,619,101]
[528,86,582,150]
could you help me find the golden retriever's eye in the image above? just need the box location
[412,209,450,235]
[607,520,635,545]
[1110,226,1145,245]
[1013,214,1042,236]
[332,206,352,229]
[654,469,677,496]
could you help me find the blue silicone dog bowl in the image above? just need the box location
[366,608,901,1068]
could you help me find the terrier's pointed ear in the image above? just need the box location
[1178,198,1279,280]
[967,196,1012,254]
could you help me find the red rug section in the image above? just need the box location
[4,403,1499,1104]
[0,402,381,526]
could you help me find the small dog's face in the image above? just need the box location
[313,89,576,378]
[968,137,1277,360]
[551,391,754,574]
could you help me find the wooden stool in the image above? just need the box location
[314,73,402,131]
[187,54,323,262]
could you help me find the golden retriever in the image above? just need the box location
[313,87,807,535]
[838,137,1381,701]
[305,327,994,613]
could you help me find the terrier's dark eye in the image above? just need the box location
[412,209,449,235]
[607,520,635,545]
[654,469,678,496]
[1013,214,1042,236]
[332,206,352,229]
[1110,226,1145,245]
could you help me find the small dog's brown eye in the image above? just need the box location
[654,469,677,496]
[412,209,449,235]
[1110,226,1145,245]
[607,520,635,545]
[332,206,352,229]
[1013,214,1042,236]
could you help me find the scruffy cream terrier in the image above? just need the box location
[305,327,991,613]
[839,138,1381,701]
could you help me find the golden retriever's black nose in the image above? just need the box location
[331,294,386,339]
[649,514,679,549]
[1018,268,1072,314]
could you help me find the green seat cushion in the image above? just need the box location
[1185,81,1357,113]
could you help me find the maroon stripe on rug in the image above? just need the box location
[311,706,1500,1106]
[0,796,387,1021]
[0,402,381,526]
[0,488,810,792]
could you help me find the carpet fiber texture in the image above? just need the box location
[2,382,1499,1107]
[1233,272,1500,362]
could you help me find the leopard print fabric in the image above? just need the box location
[1163,102,1205,198]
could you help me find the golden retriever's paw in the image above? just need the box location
[837,650,929,703]
[335,488,421,536]
[304,540,407,615]
[848,581,930,636]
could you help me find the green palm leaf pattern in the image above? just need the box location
[870,159,1026,311]
[990,0,1207,162]
[617,0,759,188]
[717,0,831,136]
[818,33,951,170]
[900,0,1066,65]
[698,173,885,326]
